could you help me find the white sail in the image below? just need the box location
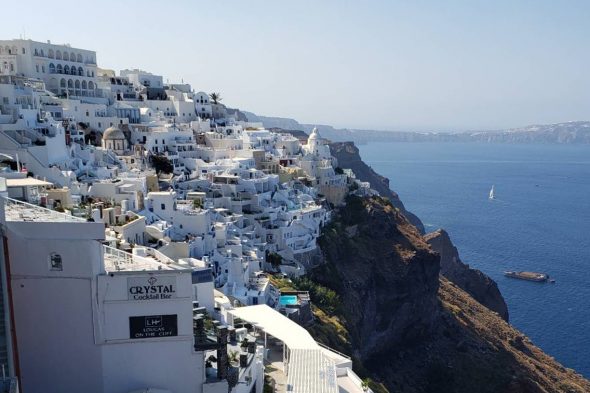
[489,185,495,199]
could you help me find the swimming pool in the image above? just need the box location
[279,295,298,306]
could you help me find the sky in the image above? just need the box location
[2,0,589,131]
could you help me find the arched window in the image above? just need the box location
[49,63,55,73]
[34,48,39,56]
[74,80,80,88]
[55,50,62,60]
[64,65,70,75]
[86,70,91,77]
[67,79,73,88]
[81,80,87,89]
[56,64,63,74]
[70,52,76,62]
[63,52,69,61]
[88,81,94,89]
[48,49,54,58]
[78,66,83,76]
[77,54,82,62]
[60,78,66,88]
[40,49,44,57]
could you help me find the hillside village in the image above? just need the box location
[0,38,378,393]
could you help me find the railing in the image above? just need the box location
[317,341,351,360]
[3,197,86,223]
[102,245,161,272]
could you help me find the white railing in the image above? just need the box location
[3,197,85,223]
[102,245,161,272]
[317,341,351,360]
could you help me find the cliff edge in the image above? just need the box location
[311,196,590,392]
[425,229,509,321]
[329,141,425,233]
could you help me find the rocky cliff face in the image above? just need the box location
[329,141,425,233]
[329,141,509,321]
[425,229,509,321]
[312,196,590,393]
[314,196,439,359]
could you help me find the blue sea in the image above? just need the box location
[358,142,590,377]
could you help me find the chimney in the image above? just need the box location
[239,353,248,368]
[227,326,236,343]
[247,341,256,354]
[193,315,207,348]
[216,325,229,380]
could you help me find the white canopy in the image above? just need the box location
[6,178,53,187]
[287,348,338,393]
[228,305,317,349]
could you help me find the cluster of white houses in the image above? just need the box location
[0,38,376,393]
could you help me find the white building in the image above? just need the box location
[121,69,163,89]
[0,196,263,393]
[0,39,99,97]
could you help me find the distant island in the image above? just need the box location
[243,112,590,144]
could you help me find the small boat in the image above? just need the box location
[504,271,552,283]
[489,185,495,200]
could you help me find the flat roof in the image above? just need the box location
[6,178,53,187]
[229,305,317,350]
[287,349,338,393]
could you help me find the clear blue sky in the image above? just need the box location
[2,0,589,131]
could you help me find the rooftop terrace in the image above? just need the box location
[103,245,176,272]
[3,197,86,223]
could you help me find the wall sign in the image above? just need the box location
[127,276,177,301]
[129,314,178,339]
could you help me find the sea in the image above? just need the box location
[358,142,590,377]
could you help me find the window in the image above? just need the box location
[49,253,63,271]
[161,203,166,210]
[42,65,45,73]
[22,47,25,54]
[36,65,39,72]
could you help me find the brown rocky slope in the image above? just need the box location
[425,229,509,321]
[329,141,509,320]
[309,196,590,393]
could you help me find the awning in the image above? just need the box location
[287,348,338,393]
[228,305,317,349]
[6,178,53,187]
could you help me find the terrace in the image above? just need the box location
[102,245,176,272]
[3,197,85,223]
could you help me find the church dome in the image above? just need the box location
[103,126,125,140]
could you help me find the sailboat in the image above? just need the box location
[489,185,495,200]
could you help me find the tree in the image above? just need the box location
[266,252,282,269]
[151,154,173,174]
[209,92,222,104]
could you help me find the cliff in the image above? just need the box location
[329,141,425,233]
[329,141,508,322]
[311,196,590,392]
[425,229,509,321]
[244,110,590,144]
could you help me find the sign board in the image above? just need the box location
[127,276,177,301]
[129,314,178,339]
